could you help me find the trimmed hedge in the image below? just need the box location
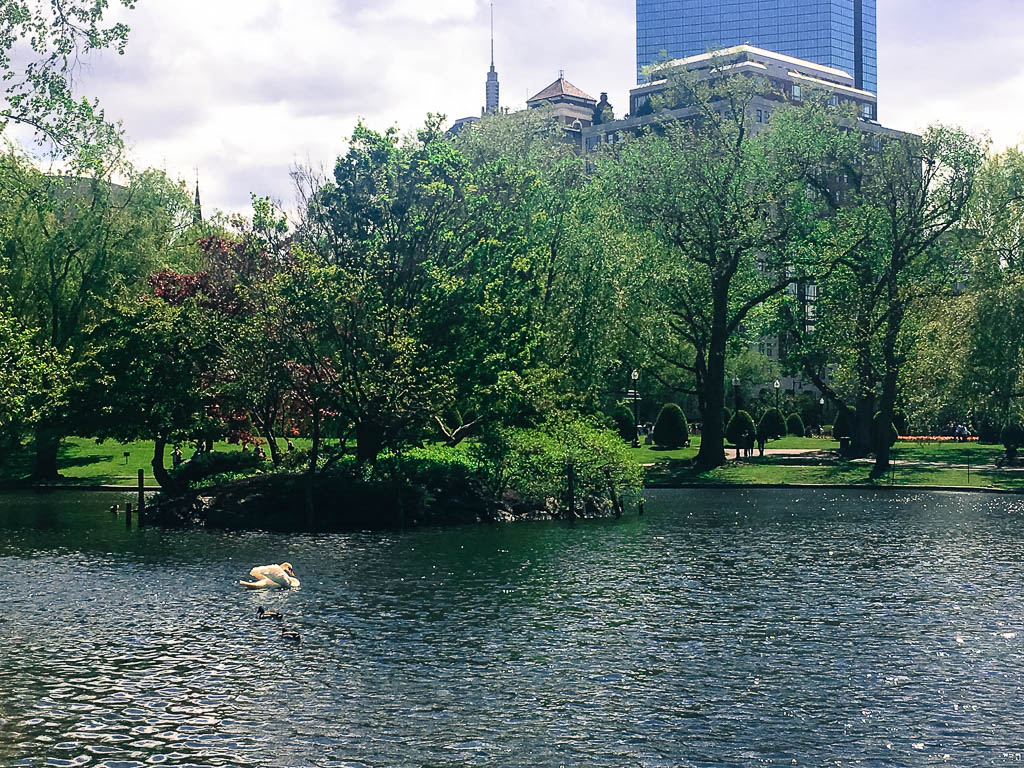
[613,404,636,443]
[654,403,689,448]
[833,406,854,439]
[1002,423,1024,451]
[726,410,756,446]
[786,412,806,437]
[758,408,786,441]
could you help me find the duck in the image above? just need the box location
[256,606,284,620]
[281,630,301,643]
[239,562,300,590]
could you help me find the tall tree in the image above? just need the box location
[0,149,194,478]
[2,0,138,157]
[604,72,825,469]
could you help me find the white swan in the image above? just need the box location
[240,562,300,589]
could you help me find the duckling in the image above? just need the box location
[256,606,283,621]
[109,504,120,515]
[281,630,301,643]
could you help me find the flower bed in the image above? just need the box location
[898,436,979,443]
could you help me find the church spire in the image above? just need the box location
[193,169,203,226]
[484,2,499,114]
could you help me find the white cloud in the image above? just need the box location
[10,0,1018,213]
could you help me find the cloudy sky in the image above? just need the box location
[50,0,1024,212]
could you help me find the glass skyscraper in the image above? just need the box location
[636,0,877,93]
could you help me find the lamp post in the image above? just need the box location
[774,379,781,414]
[732,376,741,412]
[819,397,826,430]
[631,369,640,448]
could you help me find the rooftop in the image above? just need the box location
[527,76,597,106]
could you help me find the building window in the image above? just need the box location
[756,109,763,123]
[792,84,802,101]
[829,95,839,107]
[861,104,873,120]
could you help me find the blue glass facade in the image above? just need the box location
[636,0,877,93]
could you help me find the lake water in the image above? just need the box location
[2,489,1024,767]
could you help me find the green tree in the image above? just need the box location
[960,149,1024,430]
[0,149,195,478]
[604,69,827,469]
[1,0,138,157]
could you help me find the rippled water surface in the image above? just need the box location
[3,489,1024,767]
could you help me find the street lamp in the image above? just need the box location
[819,397,826,429]
[774,379,781,414]
[631,370,640,448]
[732,376,741,411]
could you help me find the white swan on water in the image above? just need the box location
[240,562,300,589]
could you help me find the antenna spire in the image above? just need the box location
[484,2,499,114]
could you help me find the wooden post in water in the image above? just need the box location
[567,463,577,521]
[137,469,146,526]
[605,468,622,519]
[125,501,133,529]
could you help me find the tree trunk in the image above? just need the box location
[31,425,61,481]
[355,419,384,466]
[695,293,729,470]
[873,318,902,475]
[255,413,281,467]
[853,394,875,458]
[305,412,320,530]
[151,438,183,492]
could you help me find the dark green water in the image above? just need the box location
[2,489,1024,767]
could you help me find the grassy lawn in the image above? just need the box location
[630,435,838,465]
[1,436,304,485]
[1,434,1016,492]
[889,440,1005,466]
[646,459,1024,490]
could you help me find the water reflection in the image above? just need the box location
[2,489,1024,766]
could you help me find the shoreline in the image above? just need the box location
[7,480,1022,496]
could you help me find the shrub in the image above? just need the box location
[726,410,756,446]
[471,420,643,510]
[653,403,689,448]
[758,408,786,441]
[833,406,854,439]
[786,412,805,437]
[1001,423,1024,452]
[723,407,733,428]
[170,450,265,487]
[613,404,636,443]
[872,413,898,451]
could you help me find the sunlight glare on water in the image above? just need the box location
[2,489,1024,766]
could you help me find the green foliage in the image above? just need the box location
[726,410,756,445]
[786,413,806,437]
[472,420,642,511]
[758,409,786,441]
[1,0,139,159]
[604,70,833,469]
[613,404,636,443]
[872,413,898,451]
[653,403,688,448]
[170,451,266,488]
